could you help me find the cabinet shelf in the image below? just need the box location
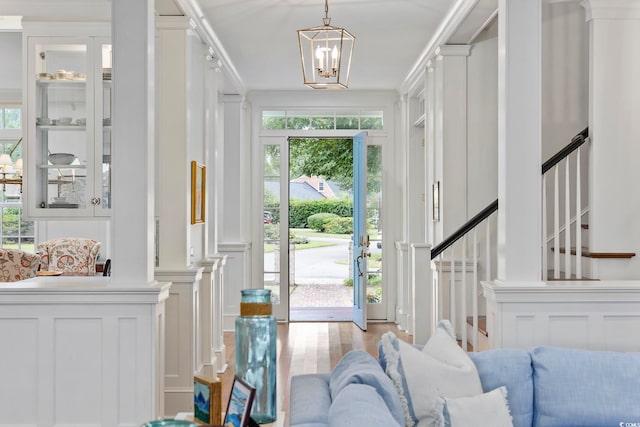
[39,164,86,170]
[37,125,86,131]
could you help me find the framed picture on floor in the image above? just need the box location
[223,376,256,427]
[194,374,221,425]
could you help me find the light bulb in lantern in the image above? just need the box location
[332,45,339,70]
[316,46,324,72]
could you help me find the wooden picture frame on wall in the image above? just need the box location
[191,161,206,224]
[432,181,440,222]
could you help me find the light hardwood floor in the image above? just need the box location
[219,322,411,426]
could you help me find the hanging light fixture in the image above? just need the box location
[297,0,355,89]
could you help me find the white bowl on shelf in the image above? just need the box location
[58,117,72,125]
[48,153,77,165]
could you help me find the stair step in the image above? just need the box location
[551,247,636,259]
[466,315,487,337]
[546,270,599,281]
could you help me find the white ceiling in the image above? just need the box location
[3,0,498,94]
[162,0,455,93]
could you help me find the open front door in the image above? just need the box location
[353,131,368,331]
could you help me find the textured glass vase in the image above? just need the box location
[235,289,277,423]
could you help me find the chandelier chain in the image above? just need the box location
[324,0,329,19]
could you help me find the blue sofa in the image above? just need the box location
[290,345,640,427]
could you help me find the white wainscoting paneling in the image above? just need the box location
[483,280,640,351]
[0,277,169,427]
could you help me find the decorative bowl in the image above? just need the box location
[58,117,73,125]
[36,117,51,125]
[48,153,76,165]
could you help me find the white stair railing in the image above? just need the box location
[412,200,497,350]
[541,128,589,280]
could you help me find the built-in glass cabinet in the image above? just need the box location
[24,31,111,219]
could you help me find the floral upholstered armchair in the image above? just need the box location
[37,237,101,276]
[0,249,41,282]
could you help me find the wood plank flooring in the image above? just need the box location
[219,322,411,426]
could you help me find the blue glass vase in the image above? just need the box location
[235,289,277,423]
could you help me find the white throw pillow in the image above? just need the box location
[443,386,513,427]
[378,320,483,427]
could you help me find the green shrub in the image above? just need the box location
[307,213,339,231]
[263,223,279,241]
[290,198,352,228]
[324,217,353,234]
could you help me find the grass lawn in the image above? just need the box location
[264,240,335,253]
[291,228,351,240]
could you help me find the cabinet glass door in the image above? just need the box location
[96,41,112,214]
[33,40,92,214]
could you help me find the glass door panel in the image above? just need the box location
[34,41,90,212]
[97,41,112,213]
[367,145,383,306]
[263,145,281,308]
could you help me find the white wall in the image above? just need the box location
[541,0,589,159]
[0,32,22,95]
[467,19,499,216]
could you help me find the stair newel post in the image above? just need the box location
[411,243,435,344]
[565,157,572,279]
[575,146,582,279]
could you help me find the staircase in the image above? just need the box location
[542,127,635,280]
[414,127,637,350]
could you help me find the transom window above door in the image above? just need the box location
[262,110,383,131]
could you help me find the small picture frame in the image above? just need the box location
[191,161,206,224]
[223,376,256,427]
[432,181,440,222]
[194,374,221,425]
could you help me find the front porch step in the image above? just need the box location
[551,246,636,259]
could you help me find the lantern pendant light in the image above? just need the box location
[297,0,355,89]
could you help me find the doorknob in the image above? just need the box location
[356,253,364,277]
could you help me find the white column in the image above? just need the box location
[582,0,640,279]
[199,258,219,377]
[497,0,543,284]
[111,0,156,284]
[156,268,203,416]
[433,45,471,237]
[156,17,190,269]
[212,254,228,372]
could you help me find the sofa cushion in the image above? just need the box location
[329,350,404,426]
[378,320,483,427]
[329,383,402,427]
[290,374,331,427]
[443,386,513,427]
[531,345,640,427]
[469,349,533,427]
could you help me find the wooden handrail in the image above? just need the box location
[541,127,588,174]
[431,199,498,259]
